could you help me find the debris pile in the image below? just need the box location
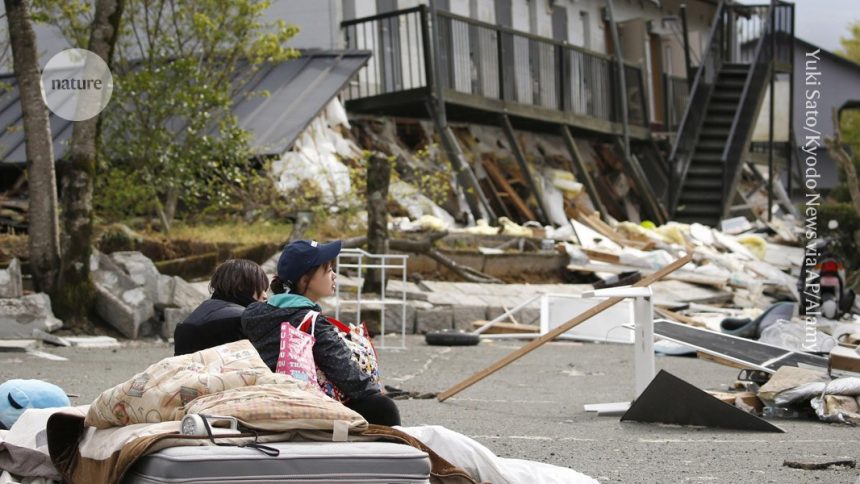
[0,258,62,340]
[91,251,207,339]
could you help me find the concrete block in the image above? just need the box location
[92,253,138,294]
[156,274,175,308]
[94,284,154,339]
[111,251,160,301]
[0,258,23,299]
[170,276,207,310]
[415,306,453,334]
[381,302,417,334]
[162,307,192,339]
[452,304,489,331]
[0,293,63,338]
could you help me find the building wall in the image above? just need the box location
[267,0,342,49]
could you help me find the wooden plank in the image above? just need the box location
[582,248,621,264]
[611,138,669,224]
[654,307,707,328]
[581,213,654,250]
[697,351,754,371]
[480,157,536,221]
[471,321,539,334]
[499,114,549,224]
[559,125,609,220]
[437,254,693,402]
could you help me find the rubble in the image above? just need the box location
[0,294,62,339]
[0,258,22,298]
[91,250,207,339]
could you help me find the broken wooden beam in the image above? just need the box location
[559,125,609,221]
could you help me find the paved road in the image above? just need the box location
[2,336,858,483]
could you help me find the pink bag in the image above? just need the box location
[275,311,321,390]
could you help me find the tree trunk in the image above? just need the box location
[55,0,124,323]
[826,108,860,216]
[5,0,61,294]
[364,153,391,292]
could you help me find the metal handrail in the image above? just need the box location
[341,6,423,27]
[720,0,779,204]
[667,0,726,162]
[666,0,727,213]
[436,9,641,69]
[341,6,648,126]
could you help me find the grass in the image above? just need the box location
[160,220,294,246]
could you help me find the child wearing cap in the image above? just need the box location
[241,240,401,426]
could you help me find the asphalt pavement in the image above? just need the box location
[2,335,858,483]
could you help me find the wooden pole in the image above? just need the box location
[437,253,693,401]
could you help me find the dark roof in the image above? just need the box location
[0,50,370,166]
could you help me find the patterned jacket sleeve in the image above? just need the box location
[311,315,380,401]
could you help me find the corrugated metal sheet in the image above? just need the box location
[0,50,370,165]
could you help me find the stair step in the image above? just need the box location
[697,141,726,150]
[700,128,730,138]
[691,153,724,163]
[688,165,723,176]
[704,115,735,126]
[721,63,750,72]
[684,178,723,189]
[717,79,746,89]
[711,92,741,101]
[676,203,722,214]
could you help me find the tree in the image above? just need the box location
[836,21,860,153]
[53,0,124,324]
[97,0,298,230]
[4,0,61,295]
[833,21,860,211]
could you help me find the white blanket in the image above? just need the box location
[397,425,598,484]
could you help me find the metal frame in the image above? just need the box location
[334,248,409,349]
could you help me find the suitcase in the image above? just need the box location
[122,440,432,483]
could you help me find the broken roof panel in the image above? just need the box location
[0,50,370,166]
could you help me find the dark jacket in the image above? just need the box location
[241,293,380,401]
[174,298,245,356]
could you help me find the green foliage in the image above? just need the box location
[94,165,156,220]
[818,201,860,270]
[409,144,453,206]
[43,0,299,227]
[836,21,860,186]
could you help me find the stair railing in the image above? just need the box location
[721,1,791,211]
[666,1,727,214]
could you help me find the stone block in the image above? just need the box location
[94,284,154,339]
[0,258,23,299]
[170,276,207,310]
[162,307,192,339]
[0,293,63,338]
[452,304,488,331]
[110,251,160,302]
[415,306,453,334]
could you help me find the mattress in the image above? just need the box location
[122,440,432,483]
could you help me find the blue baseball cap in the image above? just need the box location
[276,240,342,286]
